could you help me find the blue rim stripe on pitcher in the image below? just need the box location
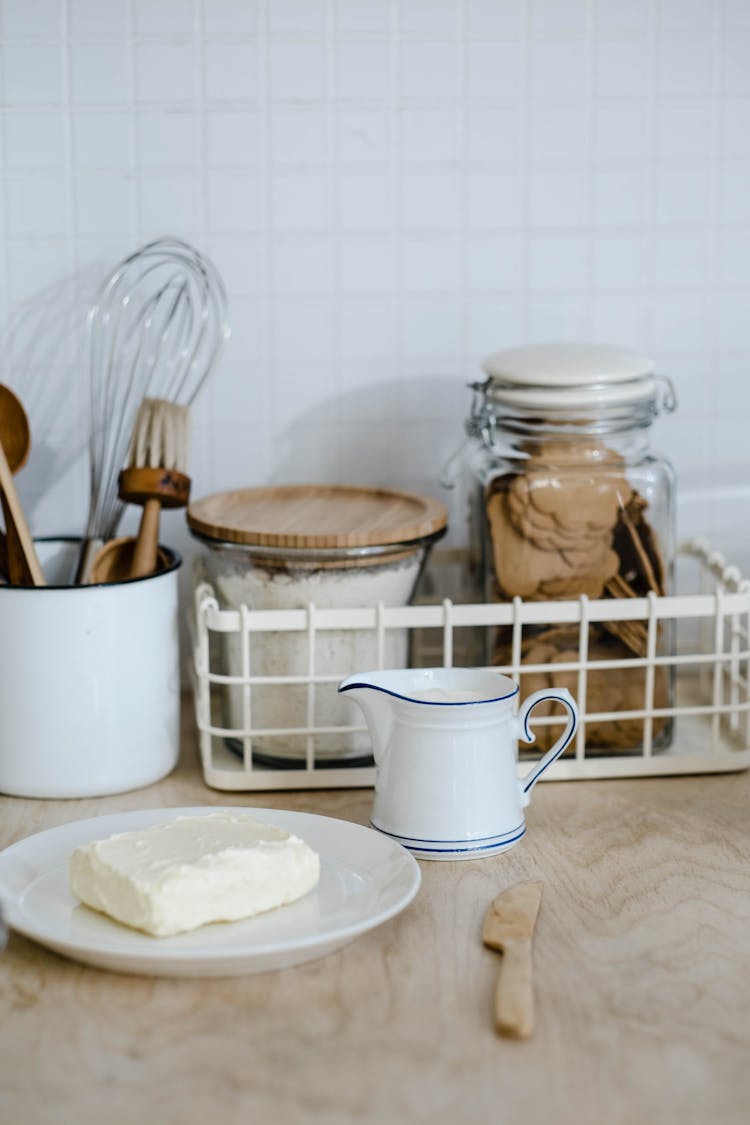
[339,682,519,706]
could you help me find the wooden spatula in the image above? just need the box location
[118,398,190,579]
[86,399,190,584]
[482,880,543,1039]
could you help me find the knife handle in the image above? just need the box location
[494,939,535,1039]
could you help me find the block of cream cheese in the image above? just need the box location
[70,812,320,937]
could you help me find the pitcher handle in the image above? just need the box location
[514,688,578,805]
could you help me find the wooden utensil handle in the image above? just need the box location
[494,940,535,1039]
[131,497,161,578]
[0,442,45,587]
[2,494,33,585]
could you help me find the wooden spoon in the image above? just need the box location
[0,385,45,586]
[87,535,172,585]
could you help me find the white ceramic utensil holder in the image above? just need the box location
[0,539,181,798]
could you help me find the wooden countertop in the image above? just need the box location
[2,704,750,1125]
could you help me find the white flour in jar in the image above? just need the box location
[207,551,423,760]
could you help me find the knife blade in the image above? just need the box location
[482,880,543,1039]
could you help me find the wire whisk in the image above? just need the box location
[74,238,229,582]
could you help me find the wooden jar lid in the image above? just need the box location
[186,484,448,550]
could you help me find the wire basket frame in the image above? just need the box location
[190,540,750,790]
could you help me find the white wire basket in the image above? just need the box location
[190,539,750,790]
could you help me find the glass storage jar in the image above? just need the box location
[187,484,447,765]
[460,342,677,755]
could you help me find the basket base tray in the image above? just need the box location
[198,704,750,791]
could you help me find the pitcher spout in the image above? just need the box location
[338,674,395,766]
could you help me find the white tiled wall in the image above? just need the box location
[1,0,749,571]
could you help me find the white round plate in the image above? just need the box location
[0,806,421,977]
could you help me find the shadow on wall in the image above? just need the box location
[267,372,471,536]
[177,369,480,676]
[0,267,102,530]
[174,371,475,675]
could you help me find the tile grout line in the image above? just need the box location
[641,0,659,356]
[127,0,139,240]
[390,0,404,478]
[326,0,343,474]
[59,0,76,278]
[456,0,467,381]
[194,0,216,488]
[59,0,82,508]
[582,0,596,339]
[258,0,276,463]
[705,0,725,498]
[196,0,208,243]
[0,18,10,347]
[518,0,531,339]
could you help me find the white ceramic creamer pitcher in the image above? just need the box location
[338,668,578,860]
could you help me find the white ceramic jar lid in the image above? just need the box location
[480,342,671,412]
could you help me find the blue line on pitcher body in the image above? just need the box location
[370,822,526,855]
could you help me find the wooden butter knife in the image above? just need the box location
[482,880,544,1039]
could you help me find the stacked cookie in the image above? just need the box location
[487,441,629,600]
[487,440,669,753]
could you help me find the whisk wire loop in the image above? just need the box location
[75,238,229,580]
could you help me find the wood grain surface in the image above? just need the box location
[1,700,749,1125]
[186,484,448,548]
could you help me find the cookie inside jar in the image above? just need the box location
[461,343,677,757]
